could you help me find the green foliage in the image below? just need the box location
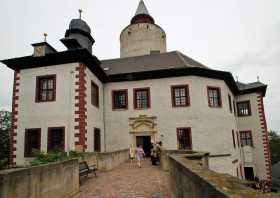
[29,150,84,166]
[0,110,11,162]
[30,149,67,166]
[0,159,8,170]
[269,130,280,165]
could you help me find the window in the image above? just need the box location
[177,128,192,150]
[232,130,236,148]
[233,100,236,116]
[24,128,41,157]
[207,87,222,107]
[134,88,150,109]
[36,75,56,102]
[91,81,99,107]
[236,131,240,147]
[94,128,101,152]
[112,90,128,110]
[237,101,251,116]
[240,131,253,147]
[48,127,65,152]
[171,85,190,107]
[228,94,232,113]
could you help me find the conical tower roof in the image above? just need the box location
[135,0,150,16]
[131,0,155,24]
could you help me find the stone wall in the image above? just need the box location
[169,154,273,198]
[0,159,79,198]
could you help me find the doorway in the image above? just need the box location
[244,167,254,180]
[136,136,151,157]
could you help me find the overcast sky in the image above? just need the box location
[0,0,279,131]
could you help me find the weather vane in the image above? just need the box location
[43,33,48,42]
[79,9,83,19]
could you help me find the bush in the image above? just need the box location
[29,150,84,166]
[30,149,68,166]
[0,158,8,170]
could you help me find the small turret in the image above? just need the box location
[61,10,95,54]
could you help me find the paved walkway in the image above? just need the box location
[74,159,170,198]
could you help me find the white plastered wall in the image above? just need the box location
[236,93,267,180]
[104,76,241,176]
[85,68,105,152]
[16,63,78,165]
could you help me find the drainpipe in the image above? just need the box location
[67,69,74,156]
[102,84,106,152]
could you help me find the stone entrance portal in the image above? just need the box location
[129,115,157,155]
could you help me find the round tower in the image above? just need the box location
[120,0,167,58]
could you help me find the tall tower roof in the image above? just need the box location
[131,0,155,24]
[135,0,150,16]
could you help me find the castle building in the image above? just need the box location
[1,1,271,182]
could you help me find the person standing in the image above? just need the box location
[129,144,135,166]
[135,144,145,168]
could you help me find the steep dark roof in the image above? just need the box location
[101,51,208,75]
[1,50,267,96]
[236,81,267,96]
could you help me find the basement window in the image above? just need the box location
[24,128,41,157]
[177,128,192,150]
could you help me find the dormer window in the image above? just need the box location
[36,75,56,102]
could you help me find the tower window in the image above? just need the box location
[91,81,99,108]
[36,75,56,102]
[207,86,222,107]
[112,89,128,110]
[171,85,190,107]
[237,101,251,116]
[134,88,150,109]
[240,131,253,147]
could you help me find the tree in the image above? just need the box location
[0,110,11,162]
[269,130,280,165]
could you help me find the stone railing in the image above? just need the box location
[81,149,129,171]
[168,153,275,198]
[0,159,79,198]
[0,149,129,198]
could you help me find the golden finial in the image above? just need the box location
[43,33,48,42]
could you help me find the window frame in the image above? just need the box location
[133,87,151,109]
[35,74,56,103]
[47,126,65,152]
[239,130,253,147]
[24,128,41,157]
[94,128,101,152]
[91,81,99,108]
[228,94,232,113]
[207,86,222,108]
[112,89,128,110]
[237,100,252,117]
[171,85,190,107]
[232,130,236,148]
[176,127,192,150]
